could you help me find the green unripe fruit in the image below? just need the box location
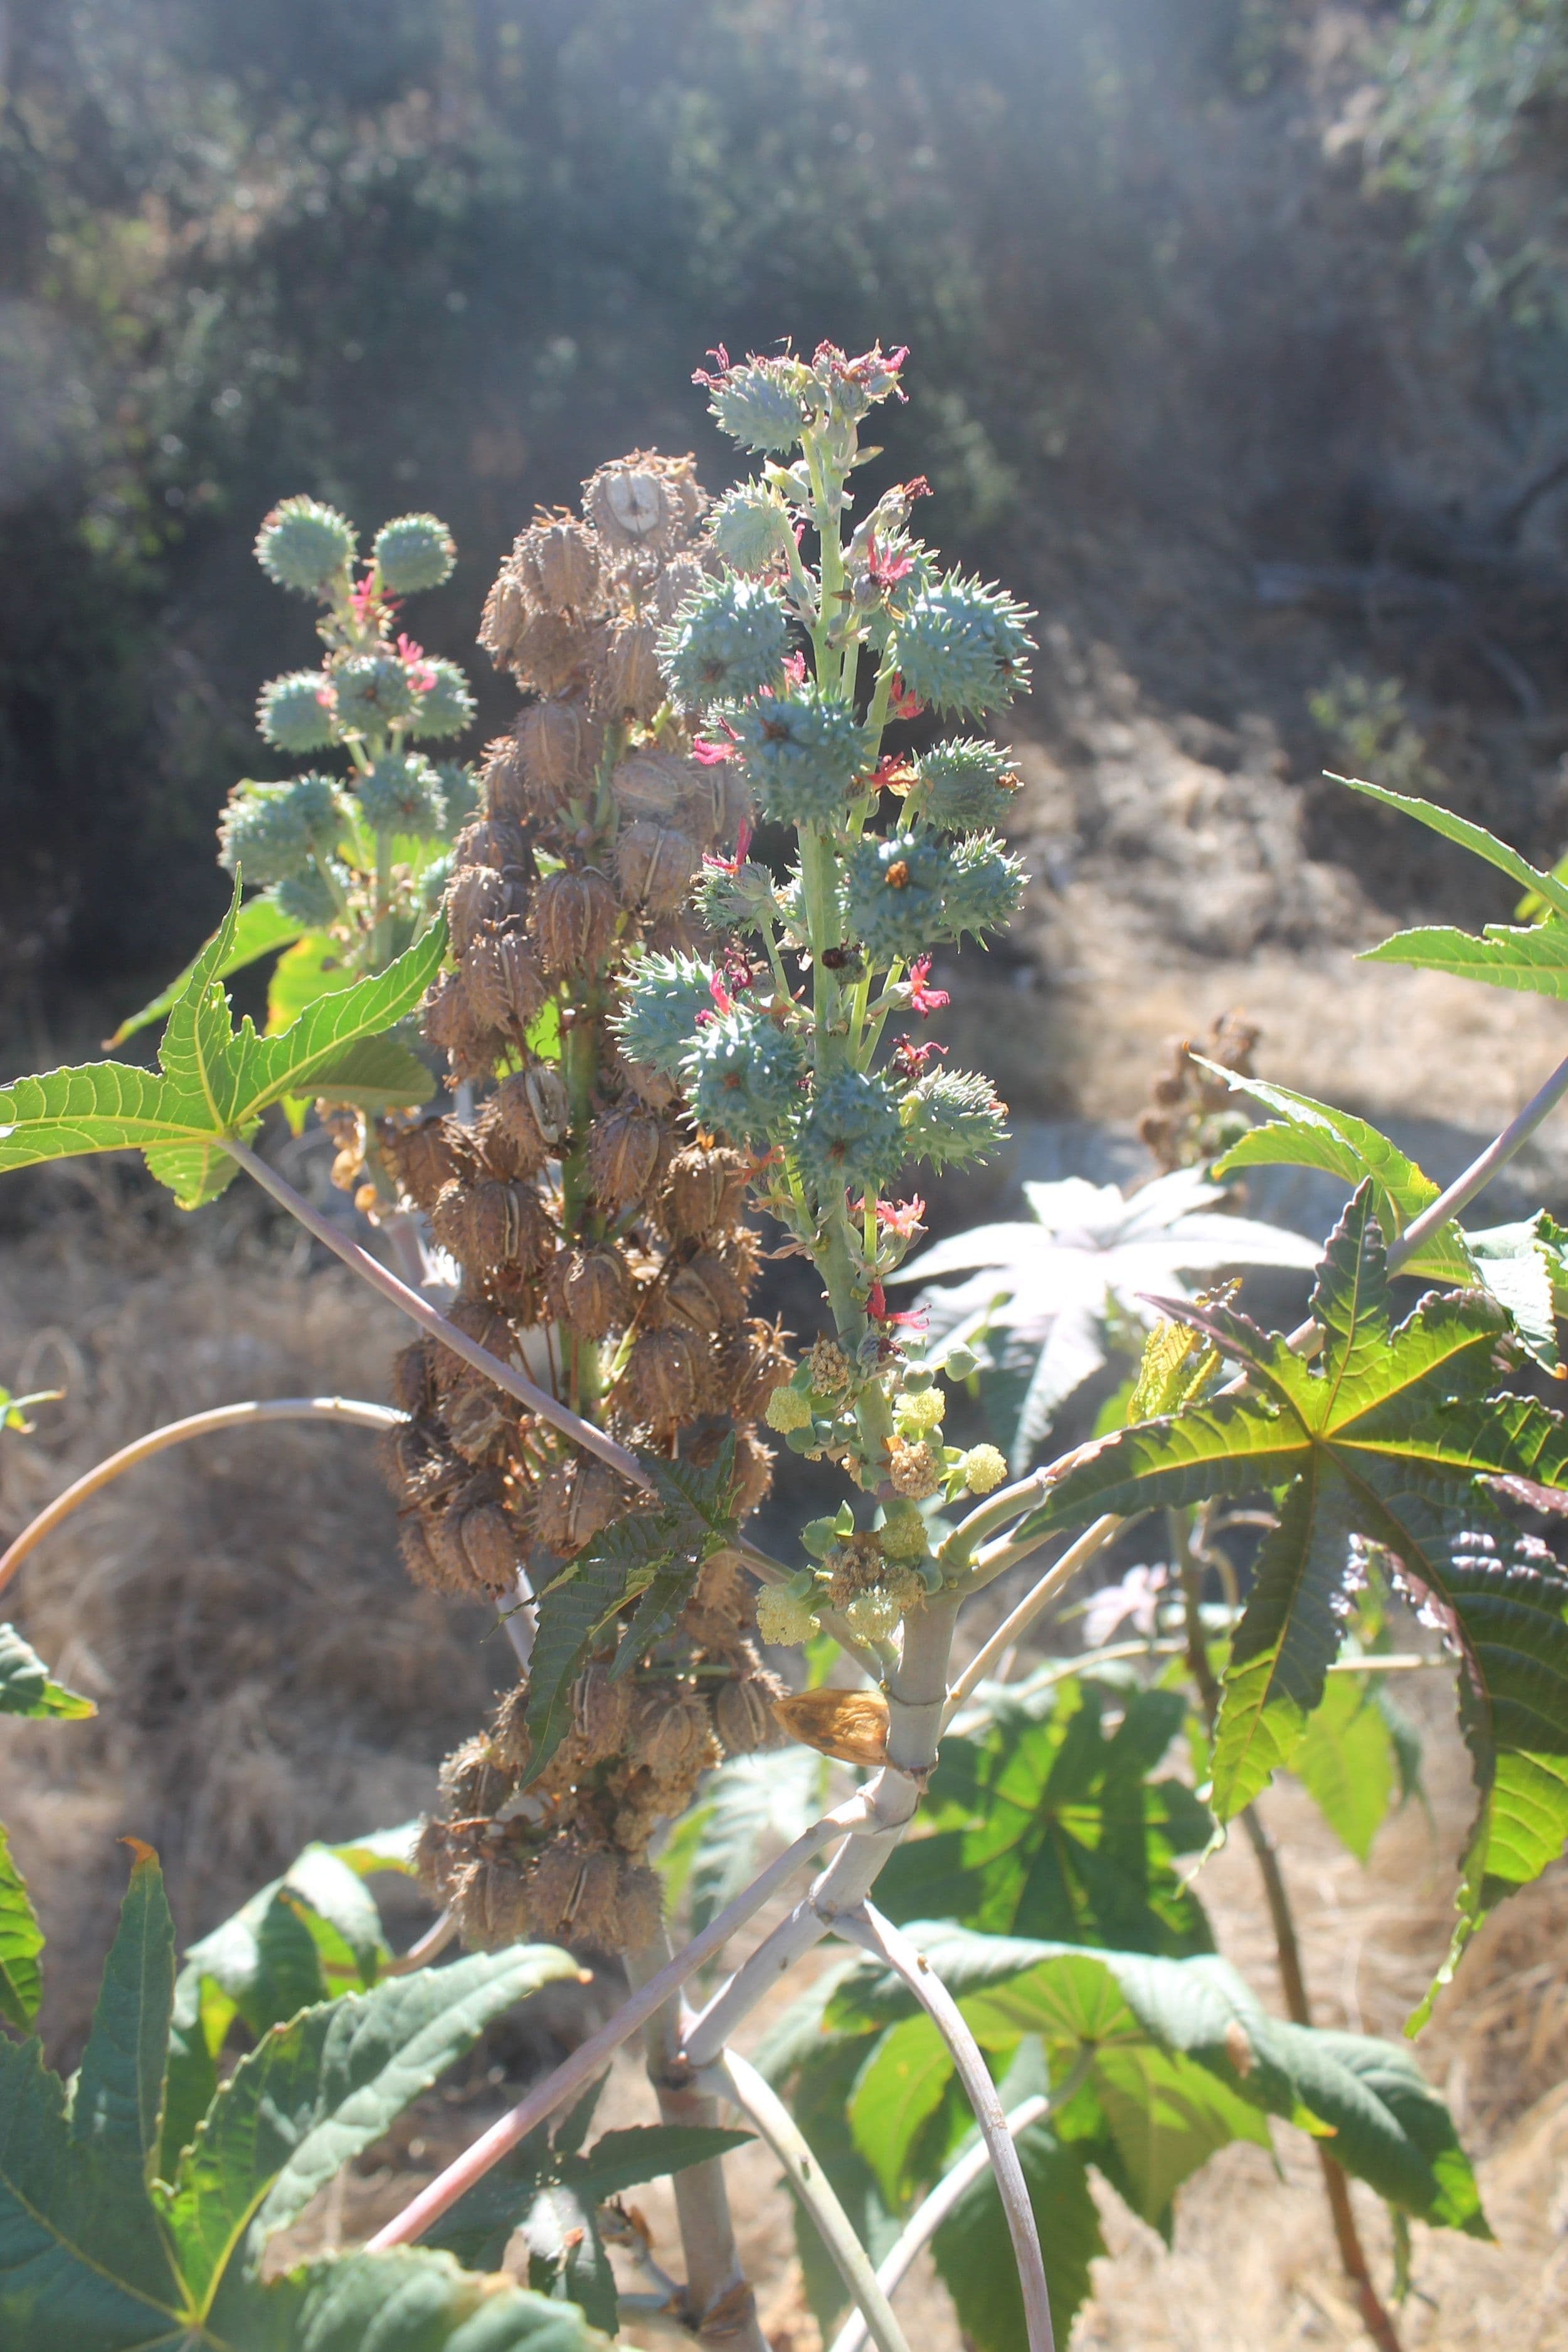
[913,738,1023,832]
[704,356,813,454]
[901,1066,1008,1170]
[887,572,1036,716]
[373,511,456,594]
[218,774,344,886]
[683,1005,807,1142]
[333,653,417,736]
[845,830,1025,963]
[795,1068,904,1199]
[272,861,347,926]
[733,687,870,828]
[659,576,791,711]
[358,751,445,837]
[433,762,480,837]
[419,849,455,914]
[255,495,356,595]
[615,949,716,1078]
[257,670,336,753]
[407,656,476,741]
[707,481,795,573]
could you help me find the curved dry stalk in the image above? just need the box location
[384,1909,458,1976]
[366,1792,877,2250]
[839,1905,1056,2352]
[0,1395,405,1599]
[943,1515,1121,1722]
[827,2052,1096,2352]
[1387,1044,1568,1272]
[720,2050,914,2352]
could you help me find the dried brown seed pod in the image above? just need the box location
[527,1835,623,1946]
[430,1297,517,1391]
[600,615,664,723]
[657,1141,749,1241]
[571,1661,633,1763]
[588,1104,665,1211]
[730,1426,775,1515]
[421,970,502,1083]
[447,863,524,959]
[773,1687,890,1769]
[641,909,704,960]
[662,1248,750,1335]
[438,1732,518,1821]
[616,1051,680,1113]
[432,1179,554,1278]
[610,747,714,837]
[479,568,530,669]
[623,1325,708,1430]
[614,1859,665,1950]
[615,818,700,916]
[379,1110,480,1214]
[628,1683,712,1779]
[398,1512,448,1593]
[513,514,601,613]
[715,1675,784,1756]
[494,1064,569,1168]
[462,922,549,1036]
[546,1242,632,1340]
[389,1338,436,1418]
[381,1418,469,1512]
[489,1683,531,1775]
[681,1549,753,1650]
[652,551,708,624]
[713,1320,793,1421]
[479,732,529,822]
[509,608,604,697]
[442,1375,513,1464]
[455,815,531,879]
[517,693,604,813]
[531,866,619,976]
[531,1449,633,1555]
[452,1845,535,1950]
[582,450,705,556]
[430,1491,522,1594]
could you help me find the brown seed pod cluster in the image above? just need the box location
[374,453,792,1957]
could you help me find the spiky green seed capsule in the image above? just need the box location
[914,738,1022,832]
[733,688,871,828]
[705,357,813,455]
[257,670,336,753]
[901,1066,1008,1170]
[359,752,445,836]
[887,573,1035,716]
[373,512,456,594]
[845,830,1025,963]
[659,576,791,711]
[433,762,480,837]
[255,496,357,595]
[218,774,344,884]
[683,1006,806,1142]
[615,949,717,1077]
[707,481,796,573]
[408,657,476,742]
[333,653,418,736]
[795,1068,904,1198]
[272,861,347,926]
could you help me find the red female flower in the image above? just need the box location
[908,956,950,1017]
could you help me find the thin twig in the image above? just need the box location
[839,1905,1055,2352]
[942,1516,1121,1722]
[1387,1044,1568,1274]
[0,1396,405,1599]
[828,2051,1097,2352]
[384,1910,458,1976]
[721,2051,914,2352]
[224,1136,654,1488]
[366,1793,877,2250]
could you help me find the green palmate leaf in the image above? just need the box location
[0,1828,43,2031]
[931,2115,1105,2352]
[298,1034,435,1115]
[1287,1672,1400,1862]
[1362,914,1568,999]
[0,885,444,1210]
[0,1847,186,2346]
[1019,1182,1568,1973]
[168,1944,580,2323]
[263,931,357,1034]
[877,1676,1213,1957]
[1332,773,1568,923]
[108,895,304,1047]
[274,2247,601,2352]
[1206,1068,1471,1285]
[0,1623,95,1719]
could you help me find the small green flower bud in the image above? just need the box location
[733,687,871,829]
[359,751,445,836]
[373,511,457,594]
[707,481,796,573]
[887,573,1036,716]
[765,1383,813,1434]
[878,1503,931,1561]
[255,495,356,595]
[614,948,717,1078]
[756,1584,818,1646]
[962,1444,1008,1495]
[408,656,476,741]
[257,669,336,753]
[940,1344,980,1380]
[795,1068,904,1198]
[659,576,791,711]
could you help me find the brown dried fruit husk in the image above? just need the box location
[508,608,605,697]
[713,1319,793,1421]
[451,1842,537,1949]
[600,615,665,723]
[455,815,531,879]
[493,1064,569,1168]
[517,693,604,812]
[513,514,601,613]
[546,1242,632,1340]
[442,1375,514,1464]
[429,1488,522,1596]
[731,1426,775,1514]
[615,817,700,915]
[680,1549,754,1651]
[447,861,524,958]
[582,450,705,557]
[715,1673,785,1755]
[421,970,503,1084]
[379,1110,482,1214]
[429,1297,517,1391]
[651,551,708,623]
[610,747,716,836]
[588,1104,666,1211]
[773,1687,890,1768]
[479,731,530,822]
[531,866,620,976]
[431,1179,554,1279]
[531,1451,633,1555]
[479,569,531,668]
[657,1141,749,1242]
[389,1338,435,1417]
[623,1324,709,1431]
[438,1732,519,1821]
[571,1661,634,1763]
[462,923,549,1036]
[661,1248,751,1335]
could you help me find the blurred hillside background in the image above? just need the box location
[7,0,1568,1034]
